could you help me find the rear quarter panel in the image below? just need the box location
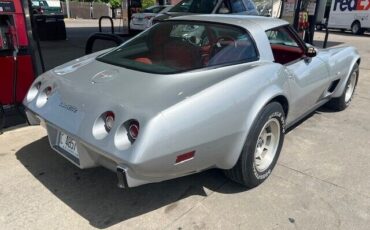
[133,62,290,176]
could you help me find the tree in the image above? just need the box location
[109,0,122,9]
[142,0,156,9]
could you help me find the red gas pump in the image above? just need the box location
[0,0,38,131]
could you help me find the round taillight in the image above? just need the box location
[26,82,42,102]
[129,123,139,139]
[36,86,53,107]
[104,112,115,132]
[35,82,41,90]
[45,86,52,96]
[127,120,139,142]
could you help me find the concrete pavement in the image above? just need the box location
[0,29,369,229]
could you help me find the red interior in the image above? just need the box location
[134,57,152,65]
[271,44,305,65]
[162,40,201,69]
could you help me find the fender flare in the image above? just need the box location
[332,57,361,98]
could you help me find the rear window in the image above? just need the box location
[169,0,219,13]
[97,21,258,74]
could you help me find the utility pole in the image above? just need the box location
[66,0,70,18]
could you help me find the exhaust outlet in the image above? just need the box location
[116,167,128,189]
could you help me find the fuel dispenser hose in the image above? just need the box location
[12,48,18,105]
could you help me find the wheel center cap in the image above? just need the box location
[257,138,264,148]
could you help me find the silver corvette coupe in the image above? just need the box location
[24,15,360,188]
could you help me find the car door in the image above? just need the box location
[266,26,330,123]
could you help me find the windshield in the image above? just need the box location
[169,0,219,13]
[97,21,258,74]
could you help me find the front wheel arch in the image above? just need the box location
[332,58,360,98]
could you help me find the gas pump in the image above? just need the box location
[0,0,42,131]
[281,0,325,44]
[297,9,310,39]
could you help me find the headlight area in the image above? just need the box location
[93,111,140,151]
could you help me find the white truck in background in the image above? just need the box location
[328,0,370,34]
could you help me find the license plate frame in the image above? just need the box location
[58,132,79,159]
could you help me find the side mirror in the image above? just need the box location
[306,47,317,58]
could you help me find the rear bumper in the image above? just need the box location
[25,109,166,188]
[129,21,147,31]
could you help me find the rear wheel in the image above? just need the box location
[351,21,364,35]
[327,63,359,111]
[225,102,285,188]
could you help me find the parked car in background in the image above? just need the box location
[152,0,258,24]
[24,15,360,189]
[31,0,62,15]
[130,5,173,31]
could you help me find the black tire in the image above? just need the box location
[316,24,323,31]
[351,21,364,35]
[326,63,359,111]
[225,102,285,188]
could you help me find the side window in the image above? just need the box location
[230,0,246,13]
[208,25,258,66]
[266,26,305,65]
[244,0,256,11]
[266,28,298,47]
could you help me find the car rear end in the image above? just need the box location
[130,13,154,31]
[32,0,62,15]
[23,73,163,188]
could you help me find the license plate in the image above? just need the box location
[59,132,79,158]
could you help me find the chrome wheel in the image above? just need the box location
[345,71,357,104]
[254,118,281,172]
